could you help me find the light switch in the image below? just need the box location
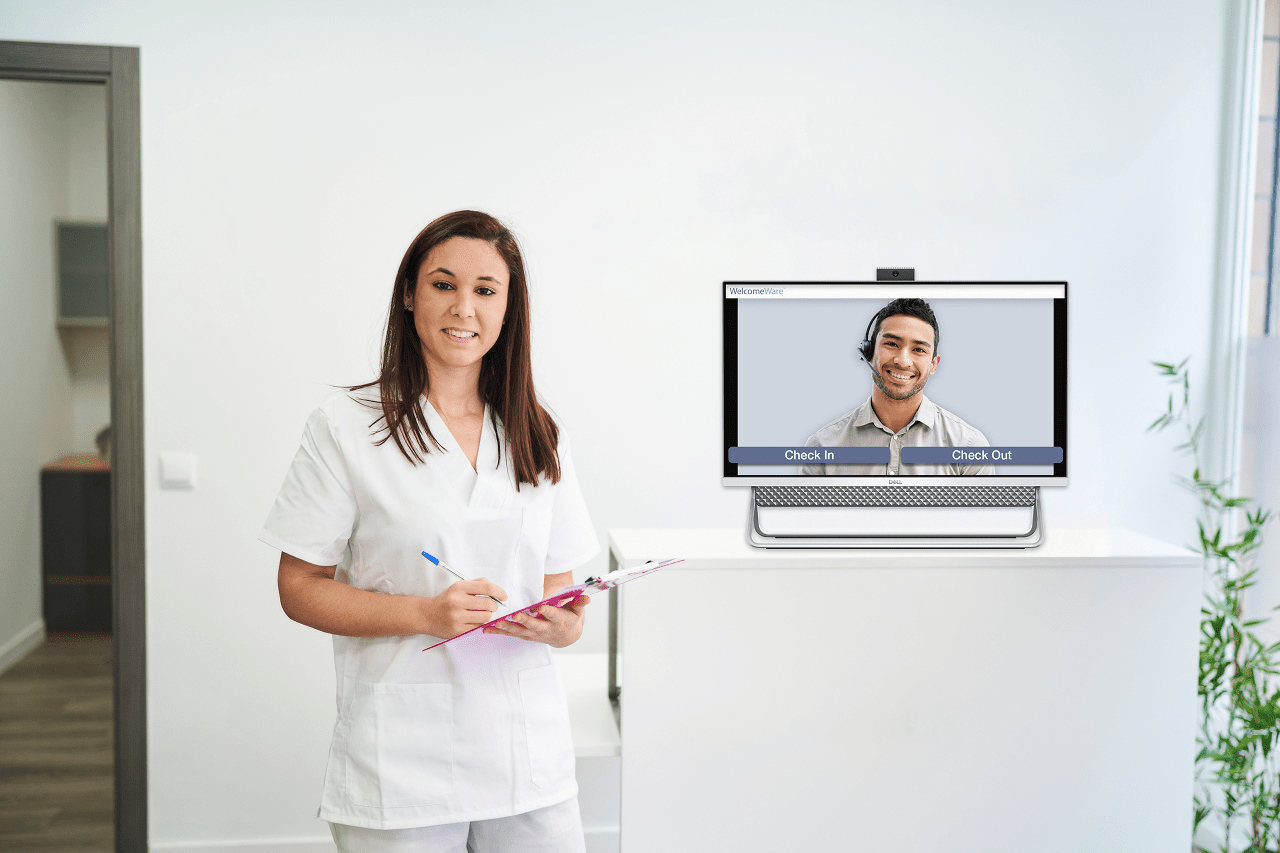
[159,452,198,489]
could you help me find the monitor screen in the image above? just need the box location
[723,281,1068,486]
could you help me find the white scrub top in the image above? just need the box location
[260,393,600,830]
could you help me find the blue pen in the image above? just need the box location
[421,551,506,609]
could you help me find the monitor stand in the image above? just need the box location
[748,486,1042,549]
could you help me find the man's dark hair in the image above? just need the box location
[867,297,940,355]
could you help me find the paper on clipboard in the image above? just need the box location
[423,558,683,651]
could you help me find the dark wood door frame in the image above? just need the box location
[0,40,145,853]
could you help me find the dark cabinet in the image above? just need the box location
[41,455,112,632]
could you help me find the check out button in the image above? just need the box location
[900,447,1063,464]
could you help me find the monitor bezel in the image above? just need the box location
[722,280,1068,487]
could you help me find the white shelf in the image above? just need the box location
[553,651,619,758]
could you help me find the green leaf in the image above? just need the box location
[1152,353,1280,842]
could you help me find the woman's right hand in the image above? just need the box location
[423,579,508,638]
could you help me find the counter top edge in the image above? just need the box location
[606,528,1201,569]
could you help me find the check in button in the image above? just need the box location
[729,447,891,464]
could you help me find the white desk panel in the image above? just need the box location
[610,528,1200,853]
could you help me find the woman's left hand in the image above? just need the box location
[483,596,590,648]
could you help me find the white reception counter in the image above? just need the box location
[605,527,1200,853]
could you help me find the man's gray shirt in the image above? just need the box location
[801,394,994,475]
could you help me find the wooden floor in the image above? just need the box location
[0,635,113,852]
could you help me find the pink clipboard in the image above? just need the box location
[423,558,683,651]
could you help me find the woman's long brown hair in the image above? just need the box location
[351,211,561,488]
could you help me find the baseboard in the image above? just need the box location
[150,838,335,853]
[584,825,619,853]
[151,829,617,853]
[0,619,45,676]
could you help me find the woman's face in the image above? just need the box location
[409,237,509,375]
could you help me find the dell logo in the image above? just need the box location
[889,479,903,485]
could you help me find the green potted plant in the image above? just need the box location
[1150,359,1278,852]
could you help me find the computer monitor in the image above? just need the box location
[723,281,1067,546]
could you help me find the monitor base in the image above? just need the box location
[748,486,1043,549]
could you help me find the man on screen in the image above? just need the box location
[801,297,994,475]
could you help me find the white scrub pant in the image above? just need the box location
[329,797,586,853]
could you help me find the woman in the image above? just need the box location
[260,211,599,852]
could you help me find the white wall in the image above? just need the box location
[0,79,107,669]
[64,326,111,453]
[0,0,1236,848]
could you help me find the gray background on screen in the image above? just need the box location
[734,298,1055,475]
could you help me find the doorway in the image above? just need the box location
[0,42,144,853]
